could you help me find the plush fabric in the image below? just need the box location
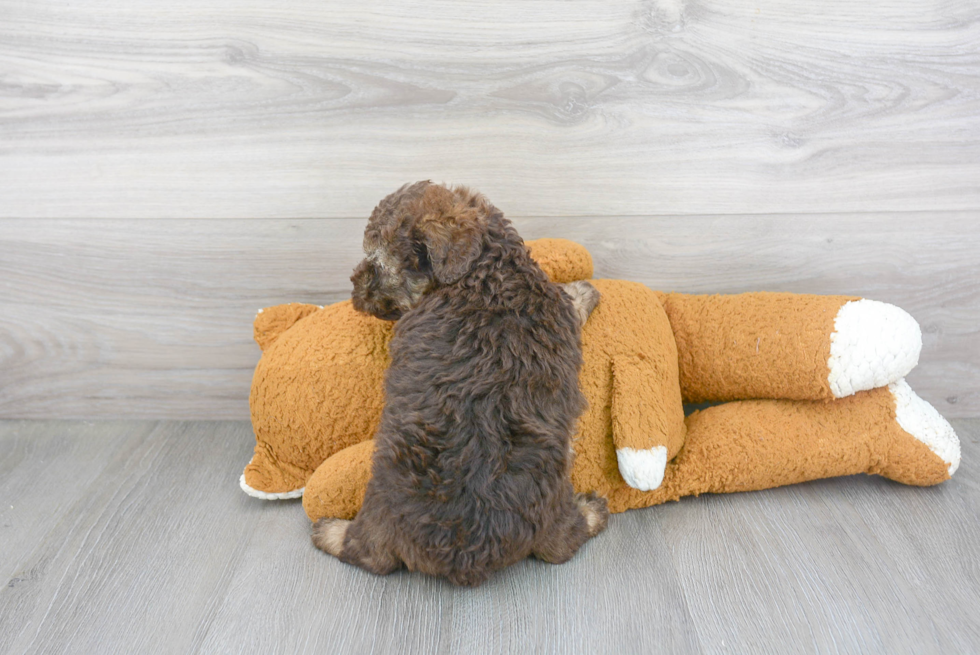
[239,238,960,521]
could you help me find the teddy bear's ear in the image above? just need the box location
[414,184,488,285]
[526,238,594,283]
[253,303,321,351]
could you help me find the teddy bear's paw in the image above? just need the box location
[616,446,668,491]
[889,379,961,476]
[239,474,305,500]
[828,299,921,398]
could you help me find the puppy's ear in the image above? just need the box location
[415,185,487,284]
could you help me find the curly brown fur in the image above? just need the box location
[316,181,608,586]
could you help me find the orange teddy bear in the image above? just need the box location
[240,239,960,521]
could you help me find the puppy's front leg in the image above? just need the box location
[559,281,601,327]
[312,517,402,576]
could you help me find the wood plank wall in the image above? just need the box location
[1,0,978,418]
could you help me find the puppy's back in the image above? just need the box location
[373,219,585,584]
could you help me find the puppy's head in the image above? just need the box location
[351,181,490,320]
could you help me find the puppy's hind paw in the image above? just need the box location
[575,491,609,537]
[311,518,350,557]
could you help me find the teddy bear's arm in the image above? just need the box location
[302,439,376,521]
[609,354,687,492]
[662,292,921,403]
[253,303,321,351]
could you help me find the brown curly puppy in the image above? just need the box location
[312,181,608,586]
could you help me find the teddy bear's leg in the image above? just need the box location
[662,292,921,402]
[531,489,609,564]
[613,382,960,511]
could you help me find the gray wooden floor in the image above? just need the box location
[1,419,978,655]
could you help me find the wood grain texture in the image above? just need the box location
[0,419,977,654]
[1,214,976,419]
[1,0,978,218]
[0,421,158,583]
